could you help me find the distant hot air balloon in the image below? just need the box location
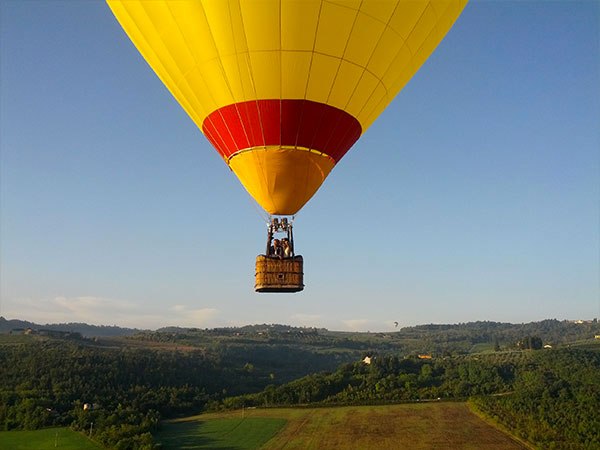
[107,0,468,292]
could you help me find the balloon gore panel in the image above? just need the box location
[202,100,361,164]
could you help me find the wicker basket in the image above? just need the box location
[255,255,304,292]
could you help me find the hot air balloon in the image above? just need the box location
[107,0,467,292]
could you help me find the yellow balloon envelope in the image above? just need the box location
[107,0,467,215]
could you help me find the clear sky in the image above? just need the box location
[1,0,598,331]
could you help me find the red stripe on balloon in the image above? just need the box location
[202,99,362,163]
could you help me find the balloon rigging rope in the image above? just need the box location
[245,190,271,225]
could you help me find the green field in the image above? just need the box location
[163,403,530,450]
[155,417,286,449]
[0,427,103,450]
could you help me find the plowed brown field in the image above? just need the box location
[172,403,531,450]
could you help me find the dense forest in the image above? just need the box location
[0,333,351,449]
[1,318,598,449]
[472,350,600,450]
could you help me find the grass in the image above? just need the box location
[467,402,535,450]
[0,427,103,450]
[155,417,286,450]
[164,403,530,450]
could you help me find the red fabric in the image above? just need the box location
[202,99,362,163]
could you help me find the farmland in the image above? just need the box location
[162,403,530,450]
[0,427,102,450]
[155,417,286,449]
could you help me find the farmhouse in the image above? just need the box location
[83,403,101,411]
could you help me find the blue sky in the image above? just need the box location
[1,0,598,331]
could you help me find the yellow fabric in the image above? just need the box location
[228,148,334,215]
[107,0,467,132]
